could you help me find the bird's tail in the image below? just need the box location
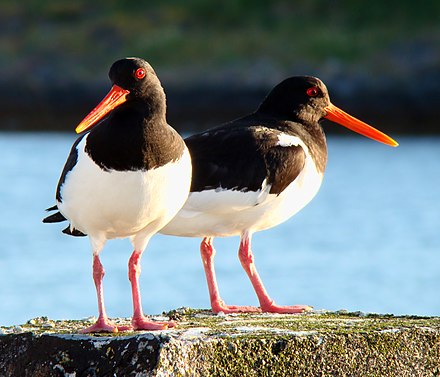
[42,205,87,237]
[42,205,67,223]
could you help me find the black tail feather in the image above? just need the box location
[43,204,87,237]
[43,210,67,223]
[62,226,87,237]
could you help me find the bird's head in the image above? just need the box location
[75,57,165,134]
[258,76,398,147]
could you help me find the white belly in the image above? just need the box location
[161,151,323,238]
[58,136,192,240]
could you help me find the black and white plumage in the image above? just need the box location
[162,113,327,238]
[44,57,192,332]
[160,76,397,314]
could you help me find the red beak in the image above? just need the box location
[324,103,398,147]
[75,85,130,134]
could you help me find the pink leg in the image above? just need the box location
[128,250,176,330]
[238,232,312,314]
[81,255,130,333]
[200,237,261,314]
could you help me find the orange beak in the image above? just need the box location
[75,85,130,133]
[324,103,398,147]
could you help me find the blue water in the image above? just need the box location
[0,133,439,326]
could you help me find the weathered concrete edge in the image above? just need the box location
[0,331,163,376]
[157,327,440,376]
[1,311,440,376]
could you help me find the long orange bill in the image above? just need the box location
[75,85,130,134]
[324,103,398,147]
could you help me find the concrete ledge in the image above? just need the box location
[1,309,439,376]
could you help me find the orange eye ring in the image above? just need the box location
[134,68,146,80]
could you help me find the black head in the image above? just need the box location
[257,76,398,147]
[75,57,166,133]
[258,76,330,124]
[108,57,164,101]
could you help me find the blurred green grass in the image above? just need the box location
[3,0,439,84]
[1,0,439,132]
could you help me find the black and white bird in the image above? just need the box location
[44,57,192,332]
[160,76,398,314]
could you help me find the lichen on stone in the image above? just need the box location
[1,308,440,376]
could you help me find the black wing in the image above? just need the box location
[43,133,87,237]
[185,119,306,195]
[56,134,85,202]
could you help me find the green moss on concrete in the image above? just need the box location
[1,309,440,376]
[3,309,440,337]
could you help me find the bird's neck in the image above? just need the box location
[258,113,328,175]
[129,93,167,125]
[294,120,328,175]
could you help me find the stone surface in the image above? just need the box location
[1,309,440,376]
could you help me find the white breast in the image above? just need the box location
[58,136,192,242]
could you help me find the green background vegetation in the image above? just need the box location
[1,0,439,131]
[3,0,439,81]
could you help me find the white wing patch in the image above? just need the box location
[276,133,303,147]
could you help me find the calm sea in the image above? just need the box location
[0,133,439,326]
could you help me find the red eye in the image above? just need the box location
[306,86,319,97]
[134,68,146,80]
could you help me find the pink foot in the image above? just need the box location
[211,299,262,314]
[132,315,176,331]
[260,302,313,314]
[237,233,313,315]
[80,317,132,333]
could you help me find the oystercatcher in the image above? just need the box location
[160,76,398,314]
[43,57,192,332]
